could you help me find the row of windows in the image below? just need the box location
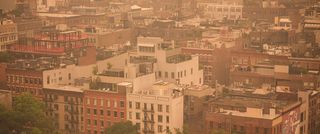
[129,112,170,123]
[128,102,170,113]
[139,46,155,53]
[7,75,42,85]
[10,87,42,95]
[46,73,71,84]
[158,68,193,79]
[0,35,17,42]
[207,7,242,12]
[86,119,119,127]
[134,123,170,133]
[86,98,125,108]
[86,108,125,119]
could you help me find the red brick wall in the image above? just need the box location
[205,112,275,134]
[83,90,126,134]
[0,63,7,89]
[6,68,43,98]
[78,46,97,66]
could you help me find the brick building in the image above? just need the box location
[230,50,320,90]
[6,66,43,98]
[204,88,301,134]
[44,86,84,134]
[83,84,127,134]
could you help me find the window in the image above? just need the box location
[136,112,140,120]
[120,100,125,108]
[129,112,132,119]
[264,128,268,134]
[158,71,162,77]
[129,101,132,109]
[120,112,124,119]
[100,110,104,115]
[158,125,163,133]
[87,108,90,114]
[300,112,304,122]
[151,104,154,111]
[158,115,163,123]
[68,73,71,80]
[101,120,104,127]
[166,116,169,123]
[107,100,110,107]
[191,68,193,74]
[171,72,175,79]
[256,127,259,134]
[165,72,168,78]
[114,101,117,108]
[94,120,97,126]
[184,70,186,77]
[114,111,118,117]
[136,102,140,109]
[166,105,169,113]
[107,110,111,116]
[93,109,97,115]
[93,99,97,105]
[86,98,90,105]
[87,119,91,125]
[100,99,104,106]
[158,104,162,112]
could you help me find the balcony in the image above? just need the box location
[9,45,65,55]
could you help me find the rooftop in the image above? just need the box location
[45,85,84,93]
[37,13,80,18]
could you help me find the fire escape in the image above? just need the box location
[66,99,80,134]
[143,104,155,134]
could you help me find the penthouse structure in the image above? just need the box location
[9,27,96,66]
[136,37,203,86]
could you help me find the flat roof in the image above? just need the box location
[45,86,84,93]
[37,13,80,18]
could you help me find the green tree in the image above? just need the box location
[211,129,226,134]
[0,93,55,134]
[107,63,112,69]
[92,66,98,75]
[174,124,189,134]
[105,121,138,134]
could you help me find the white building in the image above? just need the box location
[197,0,243,20]
[0,20,17,52]
[135,37,203,86]
[126,81,184,134]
